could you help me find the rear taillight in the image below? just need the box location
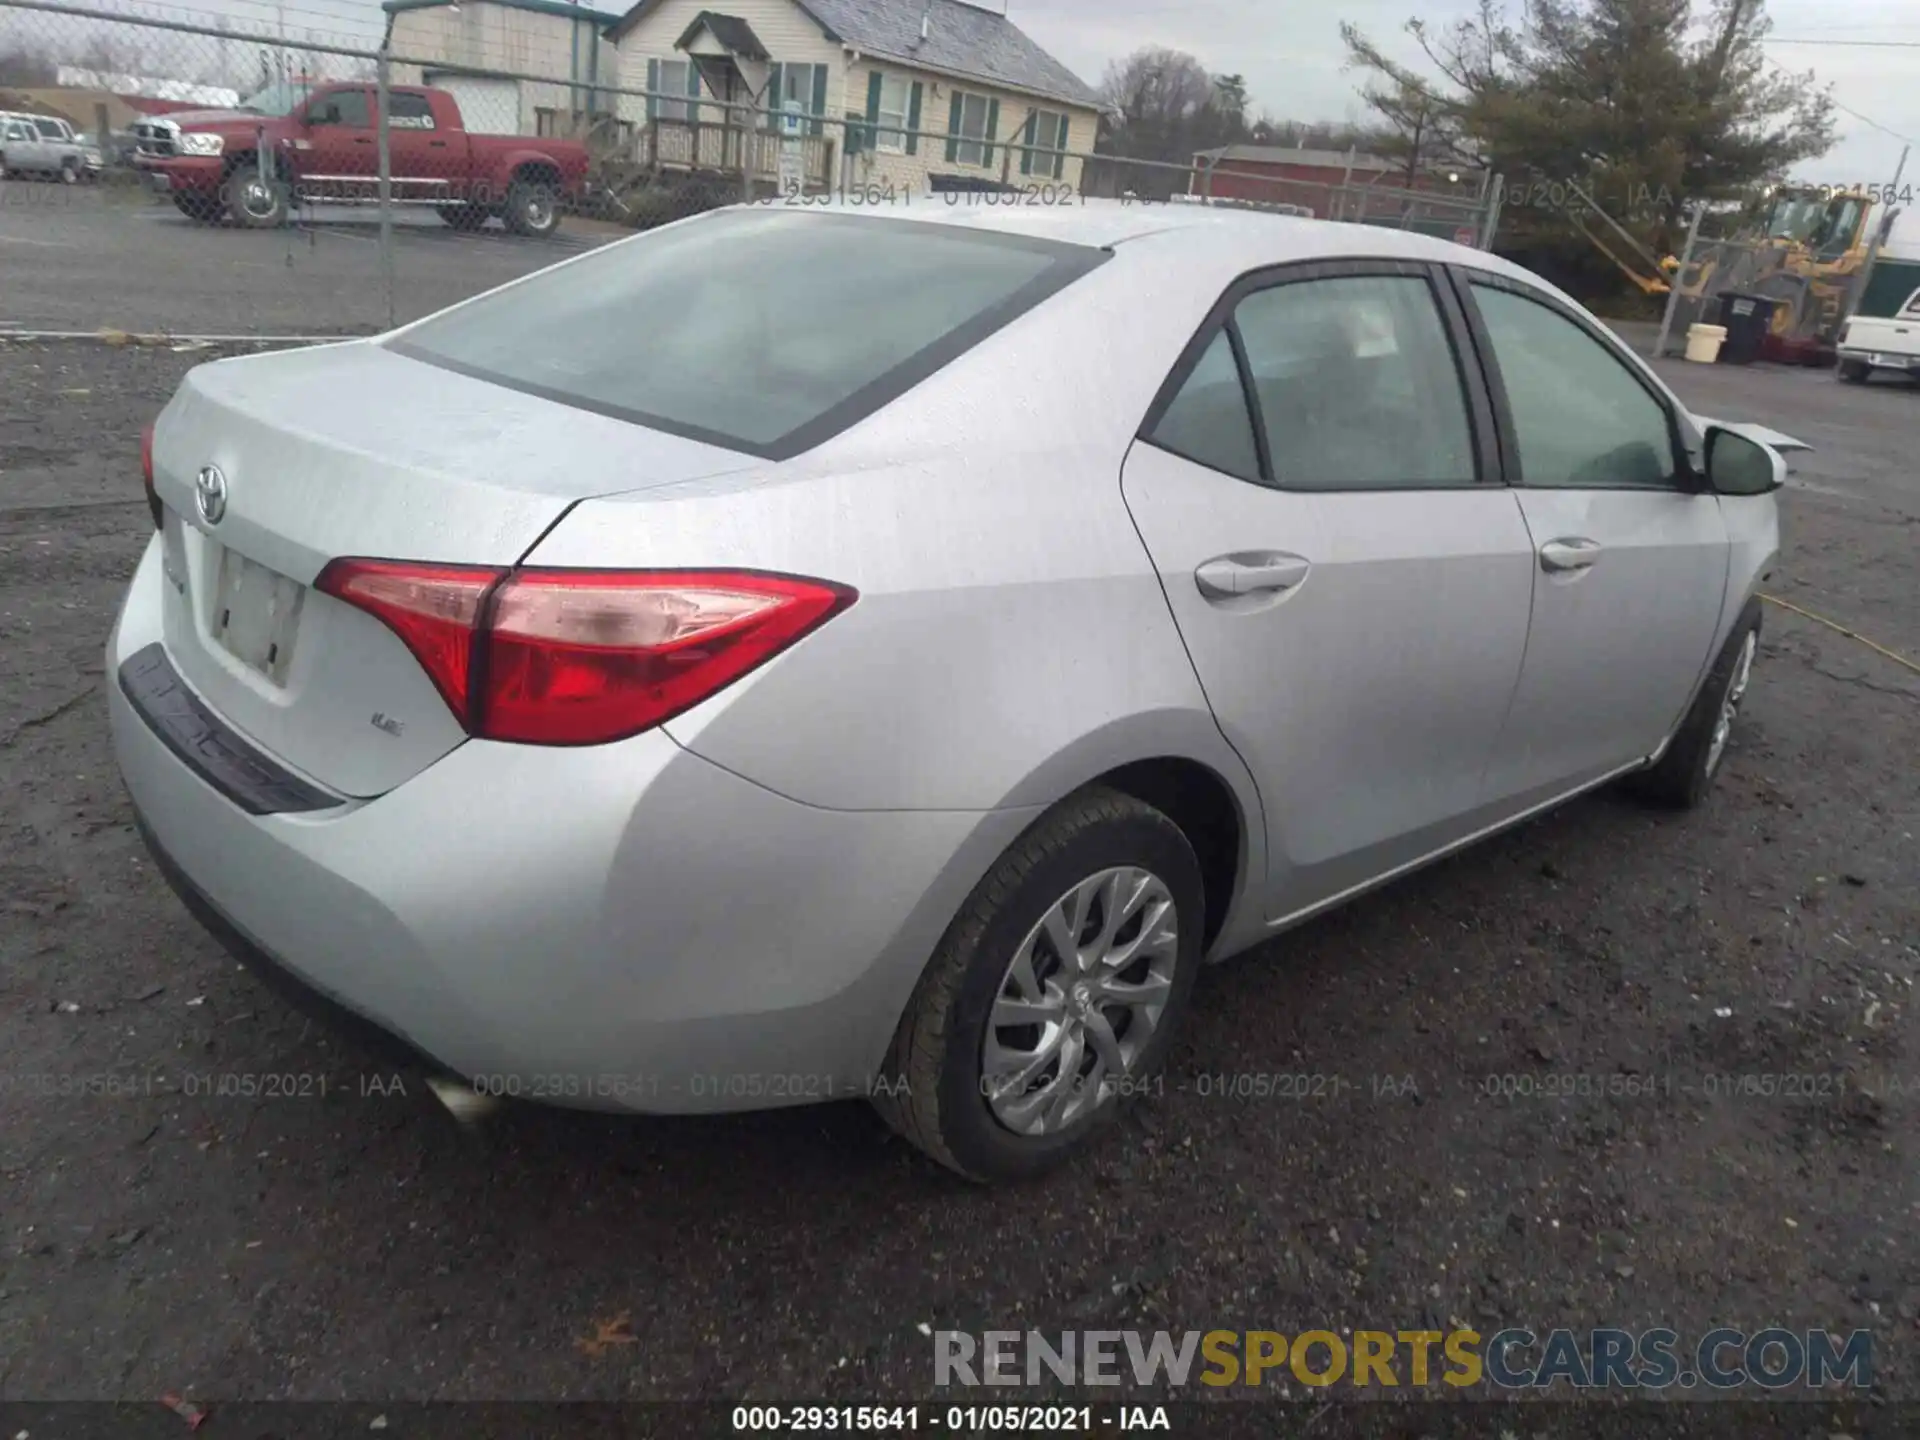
[141,423,160,529]
[315,561,854,746]
[314,559,503,727]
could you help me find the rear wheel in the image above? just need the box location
[1630,598,1762,810]
[873,786,1204,1182]
[1838,358,1871,383]
[503,177,559,237]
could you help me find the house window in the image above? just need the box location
[535,107,557,137]
[779,63,823,116]
[657,59,700,123]
[948,91,991,167]
[1021,108,1066,179]
[875,74,910,152]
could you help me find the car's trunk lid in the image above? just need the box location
[148,341,757,798]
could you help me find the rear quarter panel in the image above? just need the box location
[518,237,1265,823]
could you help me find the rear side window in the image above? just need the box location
[1233,275,1476,491]
[389,210,1105,457]
[389,93,435,129]
[1148,331,1260,481]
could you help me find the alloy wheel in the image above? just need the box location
[981,866,1179,1136]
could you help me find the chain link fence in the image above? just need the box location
[1,0,1503,339]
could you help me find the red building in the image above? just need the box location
[1191,144,1485,230]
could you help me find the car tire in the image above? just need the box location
[503,177,559,238]
[223,161,288,228]
[60,158,79,185]
[873,785,1205,1182]
[1629,597,1762,810]
[1838,359,1870,384]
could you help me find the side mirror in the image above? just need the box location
[1704,425,1786,496]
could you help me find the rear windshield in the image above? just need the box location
[388,209,1106,458]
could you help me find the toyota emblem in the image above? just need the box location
[194,465,228,525]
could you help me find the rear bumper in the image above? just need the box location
[1838,346,1920,370]
[108,537,1031,1112]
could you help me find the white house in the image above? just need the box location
[383,0,622,138]
[605,0,1102,190]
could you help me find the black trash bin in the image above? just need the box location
[1716,292,1780,365]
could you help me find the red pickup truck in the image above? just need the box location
[131,81,590,237]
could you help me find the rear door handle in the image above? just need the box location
[1195,552,1312,601]
[1539,537,1604,574]
[429,140,448,147]
[353,136,373,144]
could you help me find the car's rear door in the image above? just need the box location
[380,91,453,202]
[1120,259,1538,923]
[1452,269,1730,807]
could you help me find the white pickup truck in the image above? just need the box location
[1837,208,1920,382]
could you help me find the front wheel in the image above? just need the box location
[60,158,79,185]
[503,177,559,237]
[1838,358,1870,384]
[1629,598,1762,810]
[873,786,1204,1182]
[223,161,288,228]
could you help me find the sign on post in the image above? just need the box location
[778,98,805,196]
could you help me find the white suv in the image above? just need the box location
[0,112,89,183]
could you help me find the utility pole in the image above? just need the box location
[1849,144,1911,324]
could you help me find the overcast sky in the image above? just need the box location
[1004,0,1920,184]
[67,0,1920,182]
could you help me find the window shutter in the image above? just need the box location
[944,90,962,162]
[905,81,922,155]
[686,60,702,125]
[864,68,883,153]
[645,58,658,122]
[1051,113,1066,179]
[982,97,999,168]
[810,64,827,136]
[1019,111,1035,175]
[765,62,782,130]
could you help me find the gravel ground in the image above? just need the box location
[0,340,1915,1429]
[0,182,608,335]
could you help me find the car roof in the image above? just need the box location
[748,196,1532,278]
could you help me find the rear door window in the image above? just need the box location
[1146,331,1261,482]
[1233,274,1478,491]
[389,210,1106,457]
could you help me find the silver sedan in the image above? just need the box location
[111,200,1792,1181]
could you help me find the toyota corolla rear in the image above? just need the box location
[107,205,1193,1108]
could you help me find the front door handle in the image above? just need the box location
[1195,552,1312,600]
[353,136,373,144]
[1539,538,1604,574]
